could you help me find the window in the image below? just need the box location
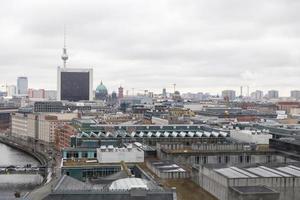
[225,156,230,163]
[218,156,222,163]
[239,155,243,163]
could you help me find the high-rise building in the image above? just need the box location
[162,88,167,98]
[291,90,300,99]
[118,86,124,99]
[17,77,28,95]
[222,90,236,100]
[268,90,279,99]
[250,90,263,100]
[6,85,16,97]
[57,67,93,101]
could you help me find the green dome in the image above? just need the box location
[96,81,108,94]
[95,81,108,100]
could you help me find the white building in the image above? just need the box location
[230,129,272,144]
[97,145,144,163]
[6,85,16,97]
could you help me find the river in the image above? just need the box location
[0,142,43,199]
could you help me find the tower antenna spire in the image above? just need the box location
[61,25,68,68]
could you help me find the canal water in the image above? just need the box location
[0,142,43,199]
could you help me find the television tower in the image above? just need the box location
[61,26,68,68]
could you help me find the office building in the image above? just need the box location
[17,77,28,95]
[251,90,263,100]
[6,85,16,97]
[45,90,57,100]
[162,88,167,98]
[268,90,279,99]
[222,90,236,100]
[57,67,93,101]
[291,90,300,99]
[28,89,45,98]
[118,86,124,98]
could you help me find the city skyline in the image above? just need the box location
[0,0,300,95]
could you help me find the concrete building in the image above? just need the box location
[6,85,16,97]
[268,90,279,99]
[11,112,78,143]
[17,77,28,95]
[222,90,236,100]
[45,90,57,100]
[118,86,124,99]
[28,89,45,98]
[291,90,300,100]
[251,90,263,100]
[192,163,300,200]
[97,145,144,163]
[230,129,272,144]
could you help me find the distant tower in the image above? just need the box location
[118,86,124,98]
[61,27,68,68]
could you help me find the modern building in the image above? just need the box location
[97,145,144,163]
[17,77,28,95]
[162,88,167,98]
[57,67,93,101]
[118,86,124,99]
[251,90,263,100]
[291,90,300,100]
[95,81,108,100]
[222,90,236,101]
[6,85,16,97]
[268,90,279,99]
[45,90,57,100]
[192,163,300,200]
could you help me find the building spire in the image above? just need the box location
[61,25,68,68]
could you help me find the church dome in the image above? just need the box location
[95,81,108,100]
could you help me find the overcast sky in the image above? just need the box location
[0,0,300,96]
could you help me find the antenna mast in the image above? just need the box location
[61,26,68,68]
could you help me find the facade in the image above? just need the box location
[57,67,93,101]
[6,85,16,97]
[28,89,45,98]
[156,141,292,167]
[291,90,300,100]
[17,77,28,95]
[118,86,124,98]
[11,112,78,143]
[97,146,144,163]
[268,90,279,99]
[222,90,236,100]
[45,90,57,100]
[251,90,263,100]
